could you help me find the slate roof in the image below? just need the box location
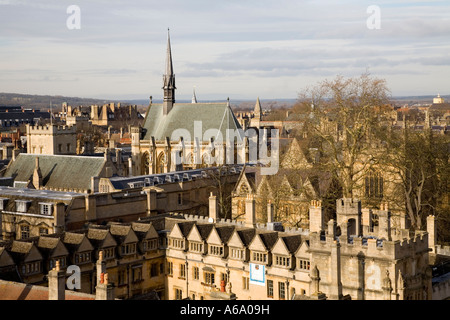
[176,221,196,237]
[257,231,279,250]
[214,225,235,244]
[195,224,214,240]
[235,228,257,246]
[141,102,243,142]
[3,154,106,191]
[279,235,302,253]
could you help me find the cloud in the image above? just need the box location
[0,0,449,98]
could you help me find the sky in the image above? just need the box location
[0,0,449,102]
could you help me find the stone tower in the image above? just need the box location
[163,29,176,115]
[336,198,362,237]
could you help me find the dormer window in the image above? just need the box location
[49,257,66,269]
[230,247,245,260]
[15,200,31,213]
[274,255,291,268]
[189,241,204,253]
[169,238,185,250]
[39,203,53,216]
[121,243,137,255]
[297,259,310,271]
[209,245,224,256]
[103,247,115,259]
[143,239,158,251]
[251,251,268,264]
[0,198,8,210]
[75,251,91,264]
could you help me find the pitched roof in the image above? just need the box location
[141,102,243,142]
[214,225,235,244]
[3,154,106,191]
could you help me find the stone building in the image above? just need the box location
[0,193,441,300]
[26,124,77,155]
[130,31,245,176]
[164,196,433,300]
[0,166,242,241]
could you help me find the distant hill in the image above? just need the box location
[0,92,132,112]
[1,92,446,113]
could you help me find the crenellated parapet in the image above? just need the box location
[27,124,77,134]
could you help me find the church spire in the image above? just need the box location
[254,97,262,120]
[192,86,197,104]
[163,28,176,115]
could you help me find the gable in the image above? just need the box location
[281,138,311,169]
[233,169,255,195]
[0,249,15,267]
[271,237,290,256]
[227,230,244,248]
[168,223,186,240]
[143,224,159,240]
[50,241,70,258]
[24,245,43,263]
[77,237,94,253]
[122,229,139,244]
[294,241,310,258]
[187,224,204,243]
[206,227,223,245]
[248,234,268,252]
[300,177,317,200]
[101,232,117,248]
[256,175,273,197]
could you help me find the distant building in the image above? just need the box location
[0,106,50,128]
[26,124,77,155]
[433,94,445,104]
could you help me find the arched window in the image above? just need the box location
[365,171,384,199]
[157,152,166,174]
[142,152,151,175]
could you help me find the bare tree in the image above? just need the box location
[380,124,450,231]
[298,73,391,199]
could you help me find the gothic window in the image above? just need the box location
[365,171,384,199]
[142,152,150,175]
[157,152,166,174]
[239,184,249,195]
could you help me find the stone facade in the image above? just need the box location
[26,124,77,155]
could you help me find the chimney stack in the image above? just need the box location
[267,200,274,223]
[378,202,391,241]
[427,215,436,254]
[209,192,219,222]
[245,194,256,228]
[96,250,106,285]
[48,260,65,300]
[309,200,324,233]
[95,273,115,300]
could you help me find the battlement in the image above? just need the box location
[27,124,77,134]
[336,198,361,213]
[310,228,429,259]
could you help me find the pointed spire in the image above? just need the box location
[192,86,197,104]
[163,28,176,115]
[165,28,174,77]
[254,97,261,120]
